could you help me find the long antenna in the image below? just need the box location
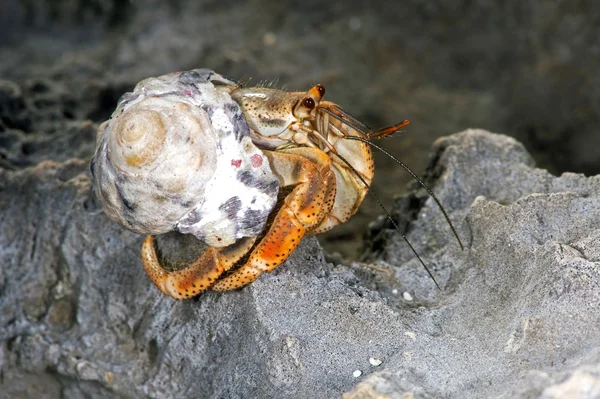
[330,149,442,290]
[344,136,464,251]
[318,105,462,287]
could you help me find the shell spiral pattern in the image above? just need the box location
[91,69,279,247]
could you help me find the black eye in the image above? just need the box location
[302,97,315,109]
[316,84,325,97]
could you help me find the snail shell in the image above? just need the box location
[91,69,279,247]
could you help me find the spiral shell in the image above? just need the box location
[91,69,279,247]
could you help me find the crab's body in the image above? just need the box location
[92,69,409,299]
[226,84,377,234]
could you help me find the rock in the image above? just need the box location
[1,129,599,398]
[540,365,600,399]
[346,130,600,397]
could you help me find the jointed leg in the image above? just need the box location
[211,147,336,291]
[142,235,256,299]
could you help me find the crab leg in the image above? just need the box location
[141,235,256,299]
[211,147,336,291]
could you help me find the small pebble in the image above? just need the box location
[391,288,398,295]
[369,357,383,366]
[403,292,413,301]
[352,370,362,378]
[263,32,277,47]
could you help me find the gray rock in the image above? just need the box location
[345,130,600,398]
[1,130,599,398]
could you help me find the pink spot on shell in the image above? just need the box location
[184,89,192,96]
[231,159,242,168]
[251,154,263,168]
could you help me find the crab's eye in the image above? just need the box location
[302,97,315,109]
[316,84,325,97]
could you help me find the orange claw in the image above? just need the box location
[141,147,336,297]
[211,206,305,291]
[212,147,336,291]
[142,147,335,299]
[141,235,256,299]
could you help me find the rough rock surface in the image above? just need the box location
[1,130,599,398]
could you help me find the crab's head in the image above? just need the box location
[230,84,325,148]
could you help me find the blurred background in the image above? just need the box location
[1,0,599,258]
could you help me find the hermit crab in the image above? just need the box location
[91,69,462,299]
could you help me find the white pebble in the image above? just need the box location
[403,292,413,301]
[262,32,277,47]
[369,357,383,366]
[352,369,362,378]
[391,288,398,295]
